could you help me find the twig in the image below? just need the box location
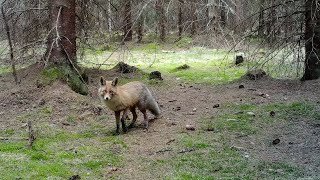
[178,148,195,153]
[27,121,35,148]
[155,148,172,154]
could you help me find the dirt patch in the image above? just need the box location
[0,65,319,179]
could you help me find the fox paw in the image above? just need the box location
[128,123,135,129]
[122,127,128,133]
[113,131,120,136]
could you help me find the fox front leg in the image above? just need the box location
[121,109,129,133]
[114,111,121,135]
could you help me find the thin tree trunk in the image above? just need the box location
[123,0,132,41]
[1,3,18,84]
[235,0,243,33]
[178,0,183,39]
[137,14,144,43]
[190,0,197,36]
[220,3,226,28]
[258,0,264,37]
[107,0,112,32]
[302,0,320,80]
[156,0,166,41]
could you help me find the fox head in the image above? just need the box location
[99,77,118,101]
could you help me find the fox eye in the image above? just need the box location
[109,90,114,94]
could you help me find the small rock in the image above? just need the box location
[270,111,275,117]
[239,85,245,89]
[258,92,269,98]
[272,138,280,145]
[213,104,220,108]
[192,108,197,112]
[207,127,214,131]
[38,99,46,106]
[247,112,255,116]
[186,124,195,131]
[62,122,71,126]
[69,175,81,180]
[149,71,163,80]
[187,112,195,115]
[111,167,118,172]
[173,106,181,111]
[171,122,177,126]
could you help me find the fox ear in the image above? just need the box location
[100,76,106,86]
[112,77,118,86]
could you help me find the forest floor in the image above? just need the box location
[0,61,320,179]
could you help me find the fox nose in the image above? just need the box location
[104,96,110,100]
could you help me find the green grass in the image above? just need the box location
[0,66,12,74]
[0,103,125,179]
[79,44,245,84]
[148,101,319,179]
[0,129,124,179]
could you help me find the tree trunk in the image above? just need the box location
[220,3,226,28]
[137,14,144,43]
[235,0,244,33]
[178,0,183,39]
[302,0,320,80]
[258,0,264,37]
[156,0,166,41]
[107,0,112,32]
[46,0,87,95]
[123,0,132,41]
[190,0,197,36]
[1,2,18,84]
[47,0,76,65]
[266,0,276,43]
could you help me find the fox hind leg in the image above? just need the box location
[128,107,137,129]
[141,109,149,130]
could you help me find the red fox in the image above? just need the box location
[99,77,161,135]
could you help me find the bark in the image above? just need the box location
[266,0,276,43]
[156,0,166,41]
[46,0,87,95]
[258,0,265,37]
[123,0,132,41]
[47,0,76,65]
[220,3,226,28]
[190,0,197,36]
[178,0,183,39]
[235,0,244,33]
[107,0,112,32]
[137,14,144,43]
[302,0,320,80]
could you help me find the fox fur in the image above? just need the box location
[99,77,161,135]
